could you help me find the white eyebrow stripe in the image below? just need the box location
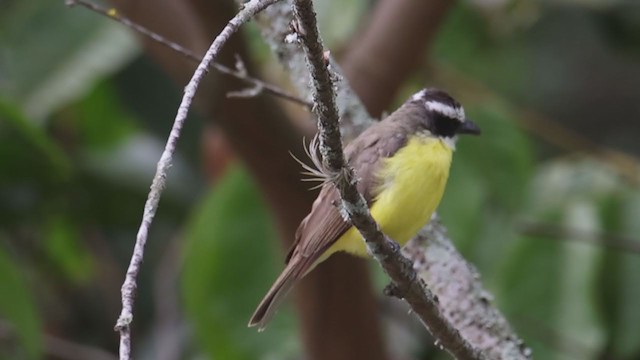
[410,89,427,102]
[425,100,465,121]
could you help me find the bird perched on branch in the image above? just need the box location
[249,88,480,329]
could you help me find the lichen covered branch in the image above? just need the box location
[290,1,486,359]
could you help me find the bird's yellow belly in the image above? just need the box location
[325,137,452,258]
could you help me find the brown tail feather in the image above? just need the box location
[248,258,308,330]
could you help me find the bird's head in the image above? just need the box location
[410,88,481,140]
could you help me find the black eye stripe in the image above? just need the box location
[431,113,459,138]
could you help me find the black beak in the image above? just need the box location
[457,119,481,135]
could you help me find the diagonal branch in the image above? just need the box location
[253,1,531,359]
[290,1,486,359]
[110,1,281,359]
[406,219,532,359]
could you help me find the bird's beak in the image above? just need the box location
[458,119,481,135]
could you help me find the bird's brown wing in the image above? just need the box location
[286,123,408,264]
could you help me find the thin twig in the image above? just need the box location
[290,1,485,359]
[65,0,311,109]
[110,1,281,359]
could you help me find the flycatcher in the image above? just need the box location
[249,88,480,329]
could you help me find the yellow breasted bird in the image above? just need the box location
[249,88,480,329]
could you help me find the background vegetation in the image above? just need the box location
[1,0,639,359]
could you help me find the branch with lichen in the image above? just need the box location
[254,0,531,359]
[290,0,486,359]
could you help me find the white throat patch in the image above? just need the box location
[441,136,458,150]
[416,130,458,150]
[425,100,465,122]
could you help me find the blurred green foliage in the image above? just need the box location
[0,244,42,359]
[0,0,138,120]
[182,167,298,360]
[1,0,639,359]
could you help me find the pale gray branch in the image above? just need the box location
[405,218,532,359]
[111,1,281,359]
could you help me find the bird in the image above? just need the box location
[249,88,481,329]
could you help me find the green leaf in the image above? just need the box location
[0,243,42,359]
[0,0,139,120]
[0,99,72,182]
[600,191,640,358]
[0,99,73,223]
[182,167,298,360]
[73,81,139,151]
[43,213,94,284]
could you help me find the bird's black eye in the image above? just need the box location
[432,113,459,138]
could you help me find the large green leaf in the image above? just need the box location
[0,244,41,359]
[182,167,298,360]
